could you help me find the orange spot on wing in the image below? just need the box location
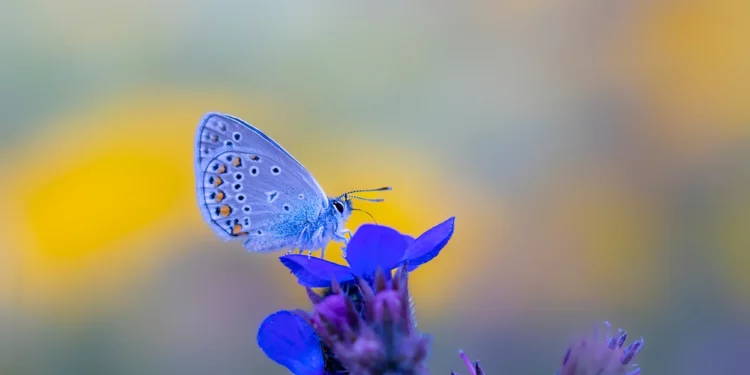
[220,205,231,217]
[231,223,247,236]
[249,155,259,161]
[217,164,227,174]
[232,156,242,167]
[215,191,225,203]
[213,176,223,187]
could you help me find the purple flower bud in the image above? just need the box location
[311,293,352,338]
[562,347,572,365]
[307,265,430,375]
[620,337,645,365]
[371,290,404,325]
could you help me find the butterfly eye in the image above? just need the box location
[333,200,345,214]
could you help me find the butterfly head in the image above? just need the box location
[332,186,392,223]
[330,197,354,220]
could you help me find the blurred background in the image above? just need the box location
[1,0,748,374]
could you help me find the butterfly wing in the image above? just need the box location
[195,112,328,252]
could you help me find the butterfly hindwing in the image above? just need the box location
[195,112,329,252]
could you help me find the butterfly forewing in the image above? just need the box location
[195,112,328,252]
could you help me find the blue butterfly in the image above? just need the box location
[195,112,389,258]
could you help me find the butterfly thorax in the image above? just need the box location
[292,197,352,251]
[239,197,352,253]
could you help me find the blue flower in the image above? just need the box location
[256,310,325,375]
[280,217,455,288]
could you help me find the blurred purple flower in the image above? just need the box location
[280,217,455,288]
[453,322,645,375]
[451,350,486,375]
[451,350,485,375]
[556,321,645,375]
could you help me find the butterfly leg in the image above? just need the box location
[332,232,350,246]
[287,245,307,255]
[302,248,319,259]
[330,230,350,258]
[343,229,352,241]
[294,227,309,256]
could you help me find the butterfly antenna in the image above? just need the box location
[352,208,378,225]
[339,186,392,201]
[347,195,385,203]
[345,186,392,195]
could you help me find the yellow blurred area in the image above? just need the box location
[532,171,661,304]
[1,91,248,311]
[633,0,750,155]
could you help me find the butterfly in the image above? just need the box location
[195,112,390,258]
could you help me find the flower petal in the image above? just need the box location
[280,255,354,288]
[257,310,325,375]
[403,235,415,246]
[402,217,455,271]
[345,224,410,278]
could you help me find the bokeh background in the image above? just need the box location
[1,1,748,374]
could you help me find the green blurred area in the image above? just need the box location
[1,1,748,374]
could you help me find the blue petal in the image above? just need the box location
[257,310,325,375]
[345,225,410,278]
[280,255,354,288]
[401,217,455,271]
[403,235,415,246]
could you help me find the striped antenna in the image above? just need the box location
[339,186,392,202]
